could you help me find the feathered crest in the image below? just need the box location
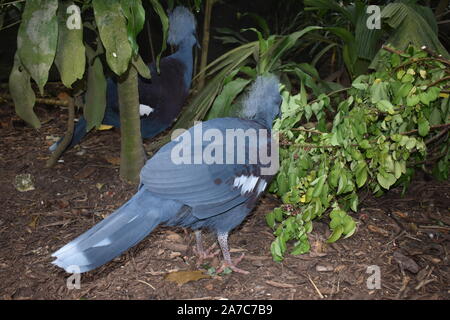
[167,6,196,46]
[242,75,280,120]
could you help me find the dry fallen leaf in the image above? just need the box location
[393,251,420,274]
[57,92,71,101]
[165,270,210,286]
[98,124,114,131]
[105,156,121,166]
[56,199,69,209]
[368,224,389,236]
[74,166,96,180]
[392,211,408,219]
[28,215,39,229]
[265,280,295,288]
[169,252,181,259]
[316,264,334,272]
[14,174,35,192]
[165,231,183,243]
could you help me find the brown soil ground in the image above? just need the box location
[0,94,449,300]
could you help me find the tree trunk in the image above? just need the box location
[117,66,145,183]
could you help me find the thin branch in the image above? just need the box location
[381,45,403,56]
[291,127,324,134]
[307,87,351,105]
[427,76,450,88]
[0,93,69,107]
[425,127,450,145]
[411,147,448,166]
[382,45,450,69]
[0,19,21,31]
[45,97,74,168]
[400,123,450,136]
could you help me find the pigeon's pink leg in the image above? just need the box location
[216,232,249,274]
[193,230,220,265]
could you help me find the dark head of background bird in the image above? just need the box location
[167,6,198,48]
[241,75,282,129]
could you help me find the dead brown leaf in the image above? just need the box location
[74,167,96,180]
[165,270,210,286]
[265,280,295,288]
[105,157,121,166]
[165,231,183,243]
[393,251,420,274]
[28,215,39,229]
[368,224,389,236]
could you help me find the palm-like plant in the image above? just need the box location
[304,0,449,77]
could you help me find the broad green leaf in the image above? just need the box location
[349,193,358,212]
[263,26,322,72]
[9,53,39,128]
[352,83,368,90]
[382,3,450,58]
[354,7,382,63]
[343,217,356,238]
[417,116,430,136]
[359,139,371,149]
[93,0,132,75]
[391,54,401,67]
[274,208,284,223]
[327,225,344,243]
[370,81,389,103]
[429,107,442,126]
[402,73,414,83]
[55,0,86,88]
[17,0,59,94]
[271,237,285,262]
[330,216,341,229]
[419,91,431,105]
[370,3,450,69]
[120,0,146,56]
[329,164,340,188]
[266,211,275,228]
[394,161,403,179]
[377,100,395,114]
[406,94,420,106]
[277,171,289,195]
[427,87,440,102]
[84,58,107,131]
[396,83,412,99]
[337,174,347,195]
[291,239,310,255]
[405,137,416,150]
[377,171,396,189]
[312,175,327,198]
[355,161,368,187]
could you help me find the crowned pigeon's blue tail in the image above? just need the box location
[51,188,183,273]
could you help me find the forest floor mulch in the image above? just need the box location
[0,96,449,300]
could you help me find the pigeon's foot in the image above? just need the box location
[217,253,249,274]
[194,243,220,266]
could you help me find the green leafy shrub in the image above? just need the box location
[267,46,450,261]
